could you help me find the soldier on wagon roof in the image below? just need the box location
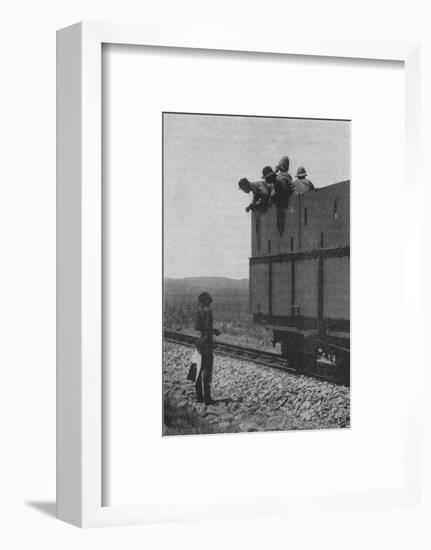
[238,177,271,214]
[275,155,293,181]
[293,166,315,194]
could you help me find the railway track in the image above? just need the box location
[164,330,348,385]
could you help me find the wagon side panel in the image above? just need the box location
[295,258,319,318]
[250,262,270,315]
[323,255,350,319]
[278,195,300,254]
[252,198,300,258]
[300,182,350,250]
[321,182,350,249]
[271,261,292,316]
[300,191,321,251]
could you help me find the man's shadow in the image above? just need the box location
[26,501,56,518]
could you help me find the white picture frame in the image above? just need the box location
[56,21,422,528]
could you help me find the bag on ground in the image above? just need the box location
[186,347,201,382]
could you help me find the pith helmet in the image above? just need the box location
[278,156,290,170]
[296,166,307,178]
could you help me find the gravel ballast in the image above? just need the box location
[163,342,350,435]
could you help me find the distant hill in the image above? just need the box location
[164,276,248,301]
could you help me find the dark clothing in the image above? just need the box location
[276,208,286,236]
[195,306,214,355]
[278,170,293,181]
[195,353,213,404]
[195,305,215,404]
[272,174,295,209]
[294,177,315,194]
[249,180,270,211]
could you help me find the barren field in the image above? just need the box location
[163,276,279,352]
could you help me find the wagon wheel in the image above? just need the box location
[334,349,350,386]
[303,338,318,377]
[280,334,305,372]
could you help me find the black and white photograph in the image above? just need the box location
[1,0,428,542]
[162,112,350,436]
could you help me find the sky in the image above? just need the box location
[163,113,350,280]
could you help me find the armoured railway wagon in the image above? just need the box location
[249,180,350,384]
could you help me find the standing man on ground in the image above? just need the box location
[195,292,220,405]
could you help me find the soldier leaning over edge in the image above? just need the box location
[238,177,271,214]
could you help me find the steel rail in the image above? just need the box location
[164,330,349,386]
